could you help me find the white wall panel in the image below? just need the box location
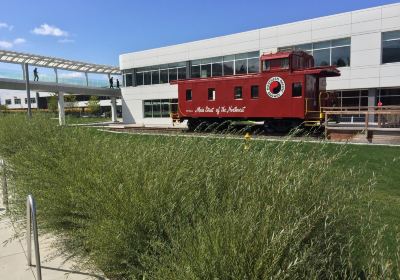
[382,4,400,18]
[311,25,351,41]
[381,16,400,31]
[351,33,381,51]
[352,7,381,23]
[311,14,351,29]
[351,49,381,67]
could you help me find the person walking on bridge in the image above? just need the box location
[109,76,114,88]
[33,68,39,81]
[116,79,120,89]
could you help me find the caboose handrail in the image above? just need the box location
[27,194,42,280]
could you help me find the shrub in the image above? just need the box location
[0,114,398,279]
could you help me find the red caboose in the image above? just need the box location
[174,51,340,131]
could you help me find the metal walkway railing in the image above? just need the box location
[27,194,42,280]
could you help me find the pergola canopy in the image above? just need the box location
[0,49,121,75]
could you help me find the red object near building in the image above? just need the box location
[172,51,340,131]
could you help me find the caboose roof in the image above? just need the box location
[260,52,291,60]
[297,67,340,77]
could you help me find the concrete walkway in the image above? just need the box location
[0,192,105,279]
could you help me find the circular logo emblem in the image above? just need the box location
[266,77,285,98]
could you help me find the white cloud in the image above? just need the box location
[13,38,26,44]
[0,41,13,48]
[32,24,68,37]
[0,38,26,49]
[0,22,14,31]
[58,38,74,44]
[59,72,84,78]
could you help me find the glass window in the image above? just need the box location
[247,51,259,58]
[186,89,192,101]
[382,30,400,41]
[248,58,259,73]
[251,85,259,99]
[191,65,200,78]
[382,31,400,64]
[5,99,11,105]
[292,83,302,97]
[235,53,248,60]
[14,98,21,105]
[125,74,133,87]
[152,100,161,117]
[313,49,330,66]
[264,60,270,71]
[332,38,351,47]
[160,69,168,83]
[331,46,350,67]
[168,68,177,82]
[223,61,234,75]
[144,101,152,118]
[144,71,151,85]
[161,100,170,117]
[234,86,242,99]
[223,55,235,61]
[201,64,211,78]
[295,43,312,52]
[152,70,159,84]
[136,72,144,86]
[24,98,36,104]
[178,67,186,80]
[235,59,247,74]
[208,88,215,101]
[313,41,331,49]
[281,58,289,69]
[212,63,223,76]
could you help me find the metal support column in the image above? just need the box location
[1,159,8,212]
[54,68,58,83]
[111,96,117,122]
[57,92,65,126]
[368,88,376,123]
[27,195,42,280]
[23,63,32,118]
[85,72,89,87]
[35,92,40,110]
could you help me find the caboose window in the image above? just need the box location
[292,83,302,97]
[263,58,289,71]
[208,88,215,101]
[186,89,192,101]
[251,85,259,99]
[234,87,243,99]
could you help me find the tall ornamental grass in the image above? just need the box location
[0,114,398,279]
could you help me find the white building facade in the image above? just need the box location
[120,3,400,126]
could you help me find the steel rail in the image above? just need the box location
[26,194,42,280]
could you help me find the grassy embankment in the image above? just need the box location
[0,114,399,279]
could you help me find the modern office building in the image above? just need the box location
[120,3,400,126]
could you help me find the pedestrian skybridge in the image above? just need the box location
[0,49,122,124]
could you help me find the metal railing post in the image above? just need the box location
[27,194,42,280]
[0,159,8,211]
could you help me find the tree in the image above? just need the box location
[0,104,8,114]
[87,96,100,115]
[48,95,58,113]
[64,94,77,109]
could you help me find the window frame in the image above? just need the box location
[234,86,243,100]
[292,82,303,97]
[381,30,400,65]
[251,85,259,99]
[186,89,192,101]
[208,88,216,101]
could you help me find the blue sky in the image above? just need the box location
[0,0,398,66]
